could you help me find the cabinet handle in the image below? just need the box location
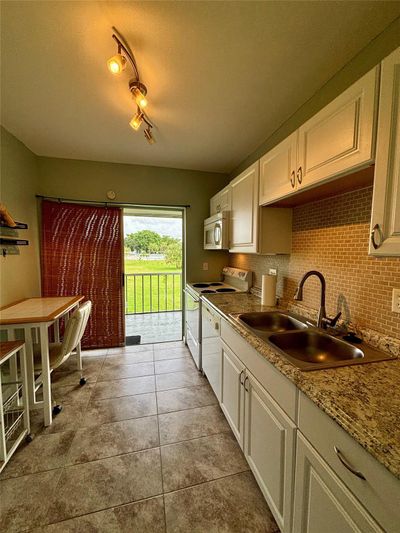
[290,170,296,188]
[244,375,249,392]
[297,166,303,184]
[334,446,366,480]
[239,370,245,386]
[370,223,382,250]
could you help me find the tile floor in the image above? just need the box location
[0,341,280,532]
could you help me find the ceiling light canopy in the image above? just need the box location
[107,27,155,144]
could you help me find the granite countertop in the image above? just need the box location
[202,292,400,480]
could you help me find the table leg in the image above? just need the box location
[23,326,36,408]
[54,319,60,343]
[39,324,52,426]
[7,329,19,402]
[0,367,6,463]
[19,345,30,434]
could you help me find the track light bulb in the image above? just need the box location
[132,87,148,109]
[144,127,155,144]
[129,111,144,131]
[107,53,127,74]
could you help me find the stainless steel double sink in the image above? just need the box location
[232,311,396,371]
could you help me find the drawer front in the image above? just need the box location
[221,319,297,421]
[293,433,382,533]
[298,392,400,532]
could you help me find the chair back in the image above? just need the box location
[55,301,92,368]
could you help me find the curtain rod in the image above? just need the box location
[35,195,190,209]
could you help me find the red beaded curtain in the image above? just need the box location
[41,200,124,348]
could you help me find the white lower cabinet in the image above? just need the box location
[220,340,295,532]
[218,322,399,533]
[220,341,245,447]
[244,370,296,533]
[293,433,382,533]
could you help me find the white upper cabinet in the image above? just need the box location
[230,162,292,254]
[229,163,260,253]
[259,132,298,205]
[210,184,231,215]
[297,67,378,188]
[369,47,400,256]
[259,66,378,206]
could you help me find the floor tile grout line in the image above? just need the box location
[39,490,165,530]
[163,469,253,498]
[153,376,168,530]
[1,428,237,482]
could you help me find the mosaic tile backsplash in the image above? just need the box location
[230,186,400,339]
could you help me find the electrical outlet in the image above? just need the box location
[392,289,400,313]
[202,262,209,271]
[269,268,277,276]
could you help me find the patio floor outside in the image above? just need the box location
[125,311,182,344]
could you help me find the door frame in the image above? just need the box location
[121,204,186,345]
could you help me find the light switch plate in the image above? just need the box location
[392,289,400,313]
[202,262,209,271]
[269,268,277,276]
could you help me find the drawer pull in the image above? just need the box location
[244,375,249,392]
[334,446,366,480]
[290,170,296,188]
[297,166,303,184]
[239,370,245,386]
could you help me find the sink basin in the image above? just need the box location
[269,330,364,370]
[238,312,307,334]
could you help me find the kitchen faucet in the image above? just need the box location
[293,270,341,329]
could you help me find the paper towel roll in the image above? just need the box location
[261,274,277,306]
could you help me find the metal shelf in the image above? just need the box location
[0,221,28,230]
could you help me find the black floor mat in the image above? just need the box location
[125,335,141,345]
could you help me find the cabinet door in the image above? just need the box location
[210,185,231,215]
[293,433,382,533]
[259,132,298,205]
[298,67,378,189]
[229,162,259,253]
[370,47,400,256]
[220,341,245,447]
[244,371,296,533]
[210,193,220,216]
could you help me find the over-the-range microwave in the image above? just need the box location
[203,212,229,250]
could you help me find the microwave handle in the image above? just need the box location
[214,223,222,245]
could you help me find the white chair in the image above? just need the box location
[33,301,92,415]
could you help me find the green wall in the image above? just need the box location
[0,127,41,305]
[231,17,400,177]
[37,157,229,282]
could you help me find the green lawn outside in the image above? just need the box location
[124,259,182,313]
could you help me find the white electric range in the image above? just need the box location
[184,267,252,370]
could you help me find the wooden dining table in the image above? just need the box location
[0,296,84,426]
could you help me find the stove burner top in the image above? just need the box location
[193,283,210,288]
[209,282,223,286]
[216,288,237,293]
[201,289,216,294]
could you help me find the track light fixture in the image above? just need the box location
[144,125,155,145]
[129,110,144,131]
[107,27,155,143]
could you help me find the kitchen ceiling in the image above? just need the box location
[1,1,399,173]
